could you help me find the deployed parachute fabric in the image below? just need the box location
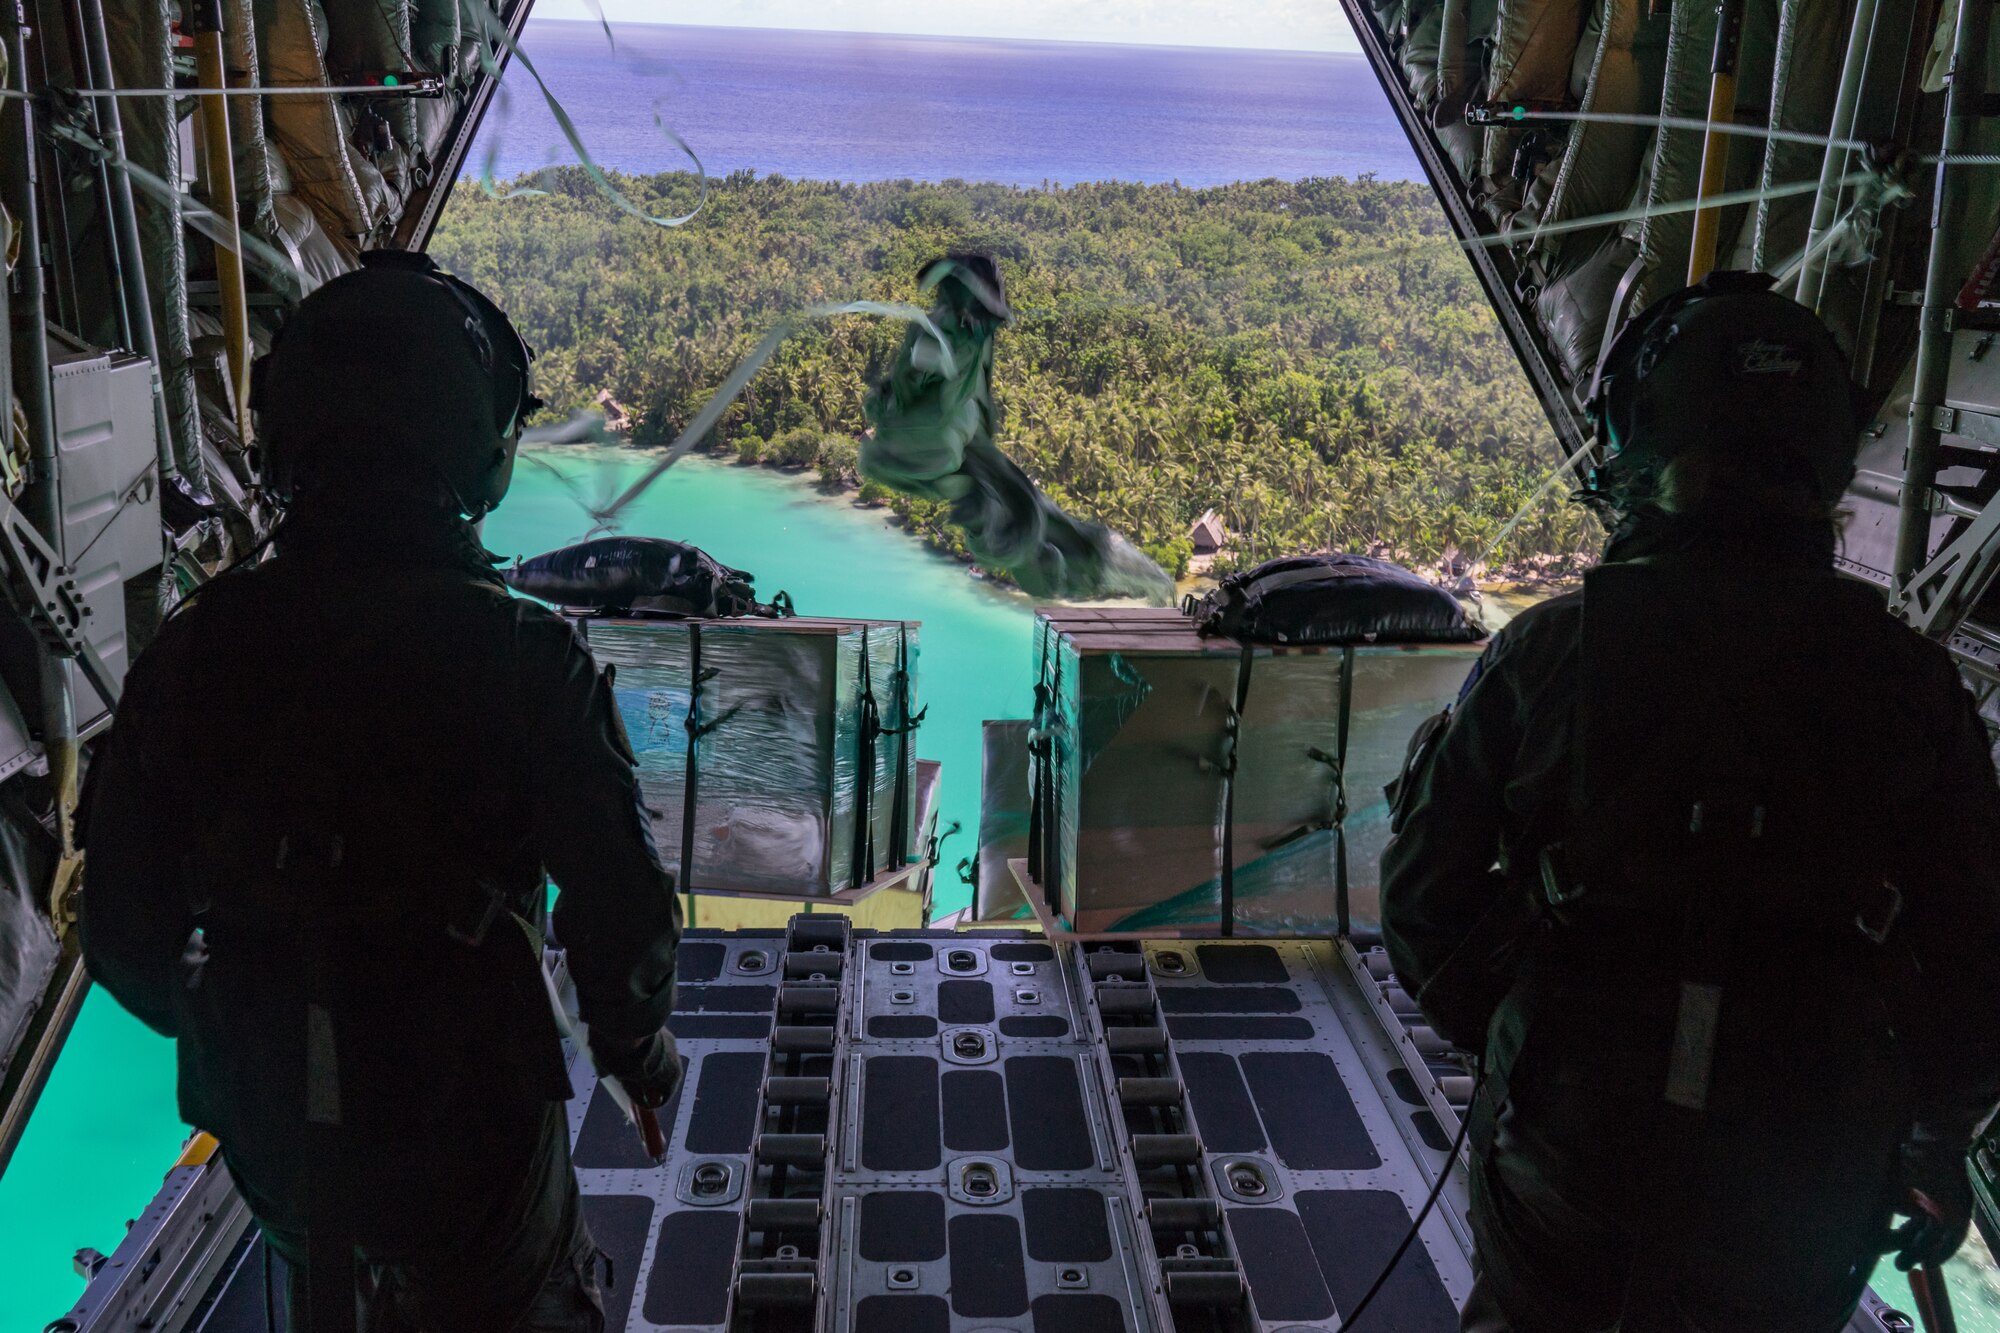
[584,301,951,532]
[1187,554,1485,646]
[862,256,1176,605]
[505,536,782,619]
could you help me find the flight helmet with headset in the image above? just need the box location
[250,250,542,519]
[1582,269,1862,512]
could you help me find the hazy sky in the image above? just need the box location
[527,0,1363,53]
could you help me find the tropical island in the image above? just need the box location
[433,169,1601,582]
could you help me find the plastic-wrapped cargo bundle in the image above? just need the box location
[579,616,921,897]
[1028,609,1481,937]
[971,719,1034,922]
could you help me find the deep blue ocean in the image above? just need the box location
[479,22,1419,187]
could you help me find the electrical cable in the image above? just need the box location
[1333,1059,1483,1331]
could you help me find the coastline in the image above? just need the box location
[528,438,1581,615]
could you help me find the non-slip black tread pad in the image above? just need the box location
[991,942,1055,962]
[859,1191,948,1263]
[938,979,996,1025]
[675,941,728,983]
[1167,1016,1317,1041]
[1005,1056,1094,1171]
[672,984,778,1013]
[998,1015,1070,1038]
[1297,1189,1460,1330]
[864,1056,942,1171]
[948,1212,1029,1317]
[667,1015,773,1040]
[870,1015,939,1039]
[580,1194,652,1332]
[854,1294,951,1333]
[1194,943,1290,984]
[1241,1051,1379,1170]
[1032,1293,1126,1333]
[684,1050,766,1155]
[1228,1206,1335,1322]
[1155,985,1301,1014]
[1386,1067,1425,1106]
[1412,1109,1452,1152]
[1022,1188,1112,1263]
[1176,1051,1266,1154]
[642,1208,738,1326]
[870,942,936,961]
[942,1069,1010,1153]
[576,1076,681,1169]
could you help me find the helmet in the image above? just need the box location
[1584,270,1861,509]
[251,251,542,518]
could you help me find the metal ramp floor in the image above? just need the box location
[55,924,1918,1333]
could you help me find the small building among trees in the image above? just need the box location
[1189,509,1227,556]
[595,388,632,433]
[1188,509,1229,573]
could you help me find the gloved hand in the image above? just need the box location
[589,1027,683,1109]
[1888,1133,1975,1271]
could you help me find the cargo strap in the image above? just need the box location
[884,628,922,869]
[1028,627,1062,914]
[1295,647,1357,936]
[1218,645,1256,937]
[679,625,714,895]
[854,630,881,889]
[853,624,925,889]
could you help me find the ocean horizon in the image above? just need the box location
[477,20,1420,189]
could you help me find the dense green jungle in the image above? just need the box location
[433,169,1602,580]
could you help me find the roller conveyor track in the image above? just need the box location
[54,927,1920,1333]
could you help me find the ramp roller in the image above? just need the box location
[735,1271,817,1309]
[1147,1198,1222,1230]
[746,1199,823,1231]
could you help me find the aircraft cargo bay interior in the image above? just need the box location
[0,1,1997,1331]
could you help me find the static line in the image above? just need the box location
[470,6,708,229]
[45,121,309,295]
[586,302,957,533]
[1498,108,1871,154]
